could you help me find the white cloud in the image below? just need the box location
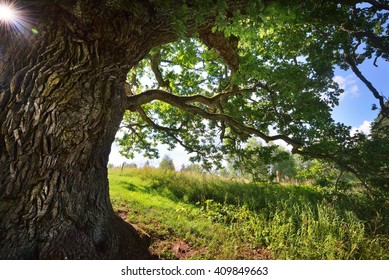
[351,120,371,136]
[350,85,359,94]
[333,74,359,99]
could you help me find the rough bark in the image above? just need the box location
[0,2,176,259]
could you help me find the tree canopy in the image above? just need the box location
[114,0,389,197]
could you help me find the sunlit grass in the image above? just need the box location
[109,167,389,260]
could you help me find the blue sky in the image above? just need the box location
[332,58,388,130]
[109,59,388,167]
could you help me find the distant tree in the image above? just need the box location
[227,138,298,183]
[181,163,203,173]
[226,138,268,182]
[218,167,230,178]
[271,148,297,181]
[159,155,175,171]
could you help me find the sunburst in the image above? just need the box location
[0,1,31,35]
[0,2,17,21]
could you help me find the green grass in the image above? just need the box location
[109,167,389,260]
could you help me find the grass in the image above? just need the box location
[109,167,389,260]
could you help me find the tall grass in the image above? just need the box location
[109,167,389,259]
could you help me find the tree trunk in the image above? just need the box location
[0,4,157,259]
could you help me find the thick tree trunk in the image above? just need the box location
[0,4,158,259]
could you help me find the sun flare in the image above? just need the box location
[0,2,16,22]
[0,1,31,35]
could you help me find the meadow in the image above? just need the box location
[109,167,389,260]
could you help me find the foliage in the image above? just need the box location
[226,138,297,182]
[116,0,389,195]
[296,159,357,189]
[109,167,389,259]
[181,163,203,173]
[159,155,176,171]
[271,151,297,180]
[226,138,272,182]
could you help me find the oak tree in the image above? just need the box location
[1,0,388,259]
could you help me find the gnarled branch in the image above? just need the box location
[344,54,389,118]
[134,106,209,158]
[340,25,389,54]
[126,87,257,110]
[127,89,302,149]
[199,30,240,72]
[150,51,171,90]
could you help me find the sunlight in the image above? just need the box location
[0,2,16,22]
[0,1,30,34]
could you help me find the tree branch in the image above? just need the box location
[127,87,257,110]
[344,54,389,118]
[135,106,209,157]
[127,89,302,148]
[135,106,179,133]
[150,51,171,90]
[199,30,240,72]
[340,25,389,54]
[364,0,389,10]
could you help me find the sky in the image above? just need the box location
[109,57,388,168]
[332,58,389,130]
